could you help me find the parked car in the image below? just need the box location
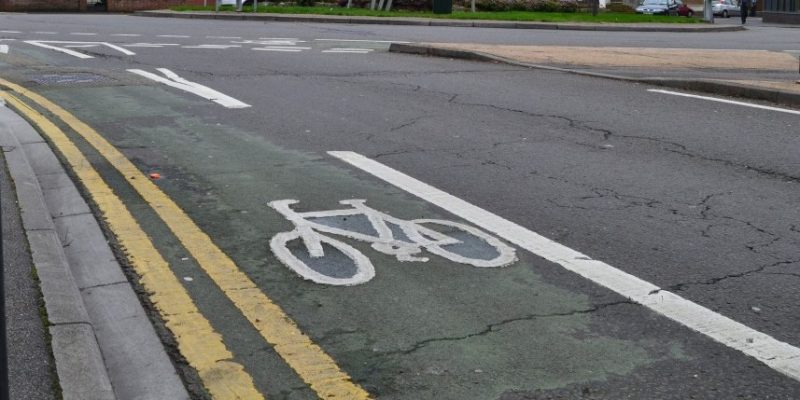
[635,0,680,14]
[711,0,740,17]
[676,0,695,16]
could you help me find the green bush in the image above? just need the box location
[606,2,634,12]
[297,0,316,6]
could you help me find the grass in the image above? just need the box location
[169,4,701,23]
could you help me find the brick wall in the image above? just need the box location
[0,0,204,11]
[1,0,85,11]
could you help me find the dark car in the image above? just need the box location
[635,0,680,15]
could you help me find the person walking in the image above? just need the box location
[740,0,751,23]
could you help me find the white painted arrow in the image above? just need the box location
[128,68,250,109]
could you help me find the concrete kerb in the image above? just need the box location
[134,10,746,32]
[0,101,190,400]
[388,43,800,107]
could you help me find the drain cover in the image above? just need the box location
[27,72,112,86]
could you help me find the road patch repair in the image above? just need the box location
[390,43,800,107]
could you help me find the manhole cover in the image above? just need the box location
[27,72,112,86]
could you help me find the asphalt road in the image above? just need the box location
[2,14,800,399]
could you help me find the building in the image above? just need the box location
[762,0,799,23]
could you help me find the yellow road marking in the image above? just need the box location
[0,79,372,399]
[0,91,264,400]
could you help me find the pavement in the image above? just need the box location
[389,41,800,106]
[1,11,799,400]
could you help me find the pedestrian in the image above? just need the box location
[740,0,752,23]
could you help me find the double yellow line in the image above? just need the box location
[0,79,371,400]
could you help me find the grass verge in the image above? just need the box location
[169,5,701,23]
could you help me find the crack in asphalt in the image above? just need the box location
[666,258,800,292]
[375,300,633,356]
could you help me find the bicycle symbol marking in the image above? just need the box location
[268,199,518,286]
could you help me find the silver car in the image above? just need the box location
[711,0,740,17]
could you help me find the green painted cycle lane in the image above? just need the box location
[29,82,688,399]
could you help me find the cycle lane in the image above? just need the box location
[8,81,800,399]
[3,33,800,399]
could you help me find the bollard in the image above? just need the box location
[703,0,714,22]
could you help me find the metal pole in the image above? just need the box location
[1,163,9,400]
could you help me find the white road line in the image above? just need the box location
[122,43,180,48]
[315,38,410,43]
[259,37,299,40]
[25,40,135,59]
[111,33,142,37]
[63,44,100,48]
[0,45,8,54]
[328,150,800,383]
[157,34,190,38]
[70,32,98,36]
[128,68,250,109]
[648,89,800,116]
[322,48,373,54]
[0,30,21,34]
[207,35,241,39]
[252,47,310,52]
[182,44,241,49]
[0,39,16,42]
[34,31,58,34]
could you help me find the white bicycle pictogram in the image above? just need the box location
[268,199,517,286]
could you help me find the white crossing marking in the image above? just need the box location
[111,33,142,37]
[128,67,250,109]
[322,48,373,54]
[70,32,98,36]
[0,45,8,54]
[0,30,21,34]
[182,44,242,49]
[253,47,310,52]
[25,40,135,59]
[648,89,800,116]
[157,34,190,38]
[315,38,410,44]
[122,43,180,48]
[328,150,800,383]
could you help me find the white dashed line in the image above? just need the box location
[259,37,299,40]
[158,34,191,38]
[122,43,180,48]
[328,150,800,383]
[322,48,373,54]
[649,89,800,116]
[70,32,98,36]
[0,30,21,34]
[111,33,142,37]
[207,35,242,39]
[252,47,310,52]
[0,39,15,42]
[34,31,58,34]
[315,38,410,43]
[182,44,242,49]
